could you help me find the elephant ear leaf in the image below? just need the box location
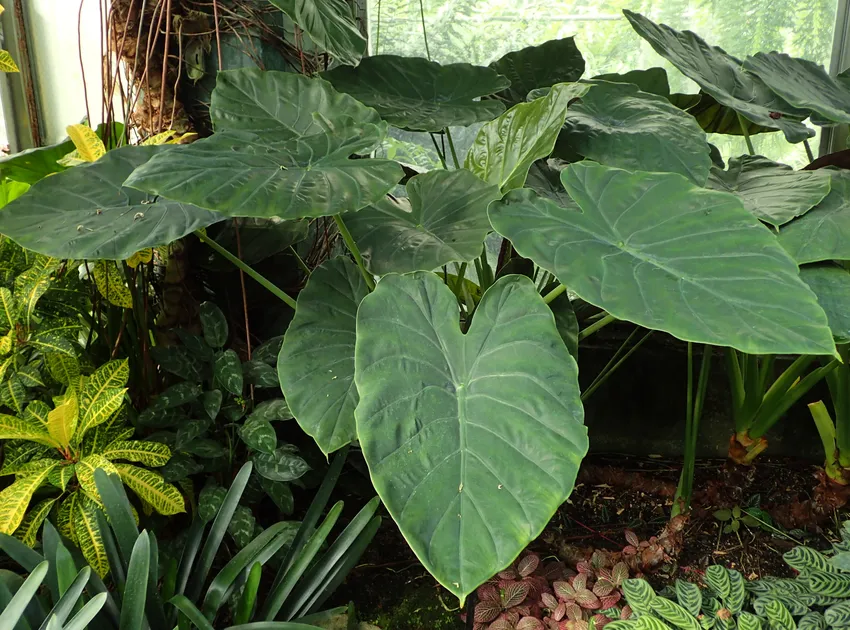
[269,0,366,66]
[355,272,587,602]
[489,37,585,105]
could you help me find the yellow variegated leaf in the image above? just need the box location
[102,440,171,466]
[92,261,133,309]
[14,497,57,547]
[47,390,78,448]
[68,375,88,397]
[48,462,75,491]
[0,330,13,355]
[1,376,26,414]
[0,413,60,447]
[88,359,129,391]
[142,130,178,145]
[0,287,18,329]
[0,463,58,534]
[167,132,198,144]
[58,150,86,168]
[76,454,118,504]
[0,442,51,475]
[23,400,51,427]
[46,352,81,386]
[77,386,125,442]
[15,458,62,476]
[74,495,110,577]
[18,276,50,325]
[66,124,106,163]
[0,356,14,383]
[56,493,78,543]
[125,248,153,269]
[115,463,185,515]
[0,50,19,73]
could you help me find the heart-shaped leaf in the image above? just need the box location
[124,124,403,220]
[489,162,835,356]
[253,446,310,482]
[322,55,509,131]
[778,173,850,264]
[670,91,777,137]
[706,155,832,227]
[239,418,277,455]
[593,67,670,96]
[278,257,367,455]
[355,273,586,602]
[465,83,590,193]
[488,37,585,105]
[345,168,501,275]
[744,53,850,125]
[214,350,243,396]
[0,146,223,260]
[210,68,380,136]
[269,0,366,66]
[800,264,850,342]
[561,81,711,185]
[199,301,228,348]
[623,10,813,143]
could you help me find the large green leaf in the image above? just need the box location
[778,173,850,264]
[278,257,368,455]
[0,140,74,184]
[488,37,585,105]
[269,0,366,66]
[354,273,586,602]
[560,81,711,185]
[202,218,309,269]
[124,124,403,220]
[800,264,850,342]
[210,68,379,136]
[672,91,777,136]
[344,169,501,275]
[322,55,509,132]
[465,83,590,193]
[489,162,836,356]
[623,10,813,143]
[706,155,832,227]
[0,146,222,260]
[743,53,850,125]
[593,67,670,96]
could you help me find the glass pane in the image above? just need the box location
[370,0,840,166]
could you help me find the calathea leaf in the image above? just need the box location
[182,438,226,458]
[175,417,212,449]
[322,55,509,131]
[344,169,502,275]
[355,273,586,602]
[560,81,712,185]
[623,10,813,143]
[202,390,222,420]
[239,418,277,454]
[252,336,283,366]
[488,37,585,105]
[227,505,256,548]
[707,155,832,227]
[150,345,206,382]
[259,476,294,514]
[199,484,226,522]
[488,162,836,356]
[278,257,368,455]
[0,146,223,260]
[778,172,850,264]
[124,124,403,220]
[199,301,228,348]
[465,82,590,193]
[249,399,292,423]
[214,350,243,396]
[252,446,310,482]
[269,0,366,66]
[0,462,58,534]
[161,454,202,483]
[174,330,215,362]
[242,360,278,388]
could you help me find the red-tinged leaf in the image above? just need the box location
[506,610,521,626]
[622,545,637,555]
[553,602,567,621]
[476,601,502,623]
[593,615,611,629]
[542,592,559,610]
[518,553,541,577]
[575,620,590,630]
[542,562,567,580]
[591,550,608,568]
[600,592,621,609]
[480,584,501,604]
[516,605,532,616]
[500,568,519,580]
[566,603,584,621]
[597,568,613,582]
[572,574,588,591]
[554,581,576,600]
[576,560,592,574]
[489,620,513,630]
[575,589,600,609]
[593,578,615,597]
[558,621,571,630]
[611,562,628,585]
[526,576,549,598]
[503,581,530,608]
[474,624,487,630]
[518,618,545,630]
[625,530,639,547]
[620,605,633,620]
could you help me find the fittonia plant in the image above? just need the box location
[0,9,848,604]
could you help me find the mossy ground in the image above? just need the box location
[365,582,463,630]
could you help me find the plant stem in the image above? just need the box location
[418,0,430,60]
[736,112,755,155]
[445,128,461,169]
[542,284,567,304]
[804,139,816,163]
[578,313,616,340]
[334,214,376,291]
[582,330,653,402]
[195,229,297,309]
[289,245,311,278]
[810,400,842,482]
[429,132,448,169]
[478,247,494,291]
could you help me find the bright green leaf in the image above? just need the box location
[269,0,366,66]
[488,37,585,105]
[778,172,850,264]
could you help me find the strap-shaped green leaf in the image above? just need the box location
[120,531,150,630]
[0,561,47,629]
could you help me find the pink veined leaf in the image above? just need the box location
[503,581,531,609]
[500,579,519,591]
[596,568,613,582]
[611,562,629,585]
[566,603,584,621]
[593,615,612,629]
[542,562,568,581]
[474,624,487,630]
[575,620,590,630]
[572,574,588,592]
[506,610,522,626]
[515,605,532,617]
[622,545,638,555]
[576,561,592,574]
[518,617,546,630]
[575,589,601,609]
[542,593,559,610]
[500,568,519,580]
[554,581,576,600]
[526,576,549,598]
[553,602,567,621]
[600,592,622,609]
[625,530,640,547]
[480,584,502,604]
[489,620,514,630]
[476,601,503,623]
[557,621,572,630]
[518,554,541,577]
[592,578,615,597]
[591,550,607,569]
[620,605,633,620]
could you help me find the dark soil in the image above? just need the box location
[335,454,850,630]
